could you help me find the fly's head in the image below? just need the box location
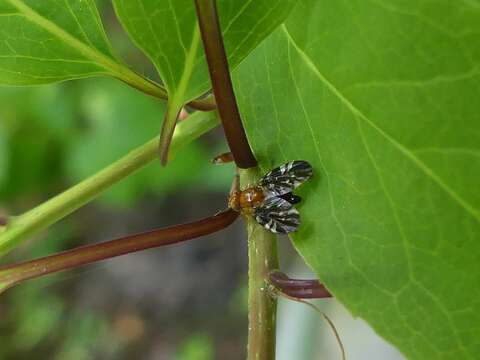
[228,191,241,211]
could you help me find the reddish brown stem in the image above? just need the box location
[194,0,257,169]
[269,270,332,299]
[212,151,234,165]
[0,209,238,292]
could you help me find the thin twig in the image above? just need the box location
[188,96,216,111]
[0,209,238,293]
[273,288,346,360]
[117,74,216,112]
[194,0,257,169]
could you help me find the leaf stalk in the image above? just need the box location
[268,270,332,299]
[194,0,257,169]
[0,208,238,294]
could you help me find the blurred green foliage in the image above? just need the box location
[0,75,234,359]
[53,311,112,360]
[0,1,242,357]
[0,77,232,208]
[0,228,113,360]
[0,84,74,201]
[176,332,214,360]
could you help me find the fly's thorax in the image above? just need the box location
[228,187,265,214]
[238,186,265,212]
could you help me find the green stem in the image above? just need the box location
[0,111,219,257]
[241,168,279,360]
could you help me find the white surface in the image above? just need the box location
[276,265,406,360]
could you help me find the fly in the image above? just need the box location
[228,160,313,234]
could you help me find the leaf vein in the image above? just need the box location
[282,25,480,223]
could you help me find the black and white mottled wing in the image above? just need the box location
[259,160,313,197]
[254,196,300,234]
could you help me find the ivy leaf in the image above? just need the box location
[112,0,296,162]
[234,1,480,359]
[0,0,164,96]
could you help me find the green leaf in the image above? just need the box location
[0,0,112,83]
[112,0,297,160]
[0,121,8,188]
[234,1,480,359]
[113,0,296,103]
[0,0,166,98]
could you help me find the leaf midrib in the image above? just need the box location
[281,25,480,223]
[173,25,201,103]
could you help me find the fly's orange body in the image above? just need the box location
[228,186,265,215]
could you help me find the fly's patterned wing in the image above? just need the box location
[254,197,300,234]
[259,160,313,197]
[279,192,302,205]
